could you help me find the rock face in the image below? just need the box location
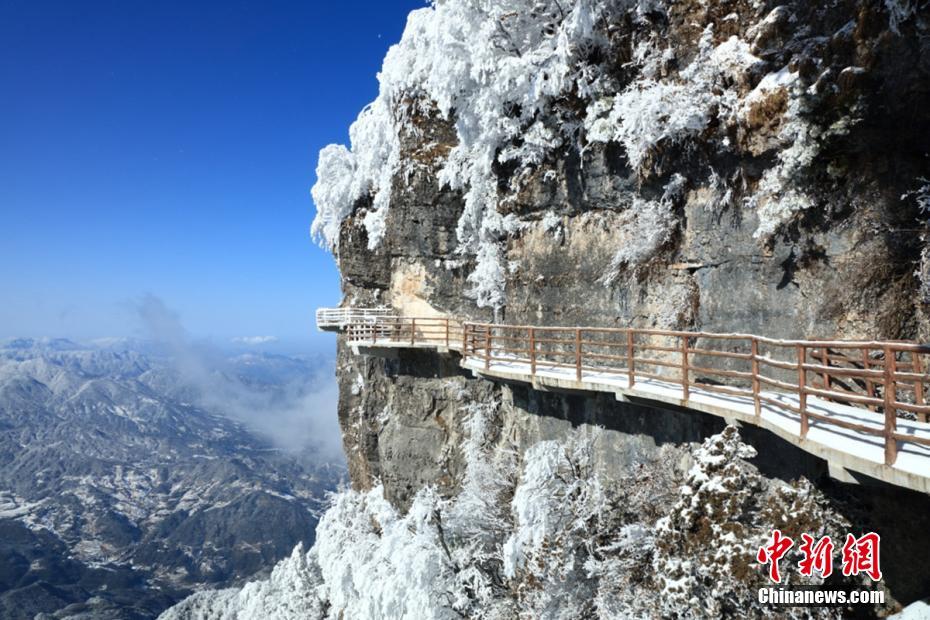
[316,0,930,612]
[324,0,930,336]
[158,3,930,615]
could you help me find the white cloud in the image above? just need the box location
[231,336,278,346]
[135,296,342,458]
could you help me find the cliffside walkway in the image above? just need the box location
[317,307,930,494]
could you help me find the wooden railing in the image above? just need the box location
[460,323,930,467]
[316,307,395,329]
[337,313,930,468]
[346,316,464,350]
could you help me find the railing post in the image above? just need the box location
[445,318,450,348]
[529,327,536,376]
[485,328,491,371]
[372,320,377,344]
[575,328,582,382]
[798,344,808,439]
[863,348,875,410]
[461,323,468,361]
[627,330,635,388]
[410,318,416,346]
[884,345,898,466]
[820,347,830,391]
[913,351,925,414]
[681,335,689,400]
[751,337,761,417]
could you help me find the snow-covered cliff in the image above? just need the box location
[165,419,884,619]
[166,0,930,617]
[312,0,930,327]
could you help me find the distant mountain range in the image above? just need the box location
[0,338,344,619]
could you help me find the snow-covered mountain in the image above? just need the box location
[0,338,344,619]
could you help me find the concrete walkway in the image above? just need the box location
[347,336,930,494]
[460,356,930,494]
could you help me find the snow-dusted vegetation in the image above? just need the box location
[308,0,896,309]
[585,29,762,172]
[312,0,625,307]
[292,1,930,616]
[164,409,883,619]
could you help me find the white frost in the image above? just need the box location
[164,423,858,619]
[311,0,628,307]
[585,30,761,172]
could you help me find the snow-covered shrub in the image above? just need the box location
[541,211,562,233]
[910,178,930,215]
[920,244,930,306]
[597,78,713,170]
[443,404,518,618]
[314,485,459,619]
[159,543,328,619]
[651,426,763,617]
[885,0,917,34]
[739,59,866,240]
[309,145,358,251]
[909,180,930,304]
[746,92,820,240]
[309,92,401,251]
[447,403,515,545]
[502,431,607,617]
[601,196,677,286]
[652,426,855,619]
[585,523,657,618]
[166,417,871,619]
[467,228,507,309]
[585,29,761,173]
[750,107,862,239]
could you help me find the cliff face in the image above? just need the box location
[323,0,930,610]
[159,3,930,617]
[327,0,930,342]
[329,0,930,376]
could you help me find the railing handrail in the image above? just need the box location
[316,306,397,328]
[331,310,930,470]
[462,321,930,352]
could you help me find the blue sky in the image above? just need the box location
[0,0,425,350]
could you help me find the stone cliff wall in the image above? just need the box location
[325,0,930,606]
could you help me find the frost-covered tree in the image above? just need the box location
[311,0,878,306]
[160,543,329,619]
[650,426,875,619]
[501,431,609,618]
[310,0,630,306]
[165,419,886,619]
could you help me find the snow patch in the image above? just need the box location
[586,30,761,172]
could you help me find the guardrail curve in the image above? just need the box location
[319,308,930,489]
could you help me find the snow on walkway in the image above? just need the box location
[347,337,930,493]
[460,356,930,493]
